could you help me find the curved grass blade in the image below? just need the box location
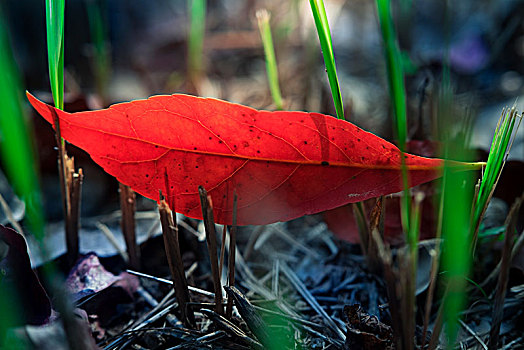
[375,0,411,233]
[308,0,344,120]
[472,107,522,242]
[45,0,65,110]
[187,0,206,85]
[256,10,283,110]
[85,0,111,98]
[375,0,408,150]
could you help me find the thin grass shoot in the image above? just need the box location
[85,0,111,99]
[187,0,206,87]
[45,0,65,110]
[256,9,284,110]
[375,0,411,238]
[472,107,522,243]
[308,0,344,120]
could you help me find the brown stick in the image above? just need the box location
[398,250,415,350]
[218,224,227,279]
[427,300,445,350]
[488,195,522,350]
[352,202,369,255]
[367,196,384,274]
[52,108,83,266]
[226,191,238,319]
[158,198,194,326]
[53,109,72,262]
[67,167,83,265]
[119,183,140,269]
[371,229,403,349]
[421,175,447,348]
[198,186,223,315]
[52,109,70,217]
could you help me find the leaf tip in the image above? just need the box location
[26,91,55,126]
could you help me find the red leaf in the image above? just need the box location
[27,93,479,225]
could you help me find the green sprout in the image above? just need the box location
[256,9,284,110]
[85,0,111,99]
[472,107,521,243]
[308,0,344,120]
[440,156,474,346]
[375,0,408,151]
[45,0,65,110]
[375,0,411,234]
[187,0,206,85]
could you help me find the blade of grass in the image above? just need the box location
[45,0,65,110]
[308,0,344,120]
[375,0,408,152]
[45,0,68,211]
[472,107,521,248]
[85,0,111,99]
[187,0,206,90]
[430,63,476,347]
[256,9,283,110]
[0,5,45,236]
[375,0,411,235]
[438,96,475,347]
[374,3,419,347]
[440,166,474,347]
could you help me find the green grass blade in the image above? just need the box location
[308,0,344,120]
[441,158,474,346]
[375,0,407,150]
[375,0,410,234]
[0,5,45,236]
[435,67,476,346]
[256,10,283,110]
[187,0,206,83]
[473,107,521,238]
[45,0,65,110]
[86,0,111,98]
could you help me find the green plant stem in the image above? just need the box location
[45,0,65,110]
[440,146,475,347]
[375,0,410,234]
[473,108,521,240]
[308,0,344,120]
[85,0,110,99]
[376,0,407,150]
[257,10,283,110]
[187,0,206,85]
